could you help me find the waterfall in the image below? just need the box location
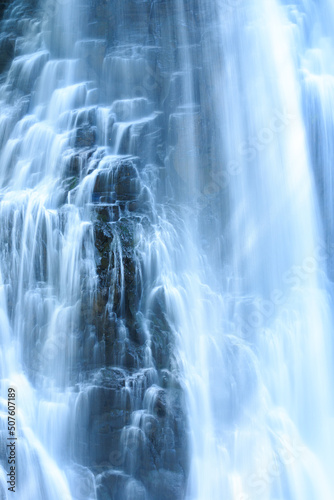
[0,0,333,499]
[177,1,334,498]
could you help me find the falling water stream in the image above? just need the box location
[0,0,333,499]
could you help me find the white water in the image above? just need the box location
[174,1,334,499]
[0,0,333,499]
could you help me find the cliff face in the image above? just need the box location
[75,3,195,495]
[0,1,203,498]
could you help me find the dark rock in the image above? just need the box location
[98,194,115,203]
[92,158,142,203]
[150,320,170,370]
[65,148,96,177]
[123,346,137,369]
[94,220,113,251]
[114,161,141,201]
[153,389,167,418]
[94,203,120,223]
[75,125,97,148]
[89,367,126,390]
[88,386,119,416]
[0,33,15,72]
[127,200,141,212]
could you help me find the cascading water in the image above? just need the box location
[176,1,334,499]
[0,0,333,500]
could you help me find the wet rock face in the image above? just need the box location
[72,366,188,500]
[0,32,15,71]
[72,146,189,494]
[75,125,97,148]
[66,141,189,497]
[0,0,193,497]
[72,1,194,496]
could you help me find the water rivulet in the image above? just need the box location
[0,1,333,499]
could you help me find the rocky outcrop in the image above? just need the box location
[70,2,195,496]
[72,145,190,497]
